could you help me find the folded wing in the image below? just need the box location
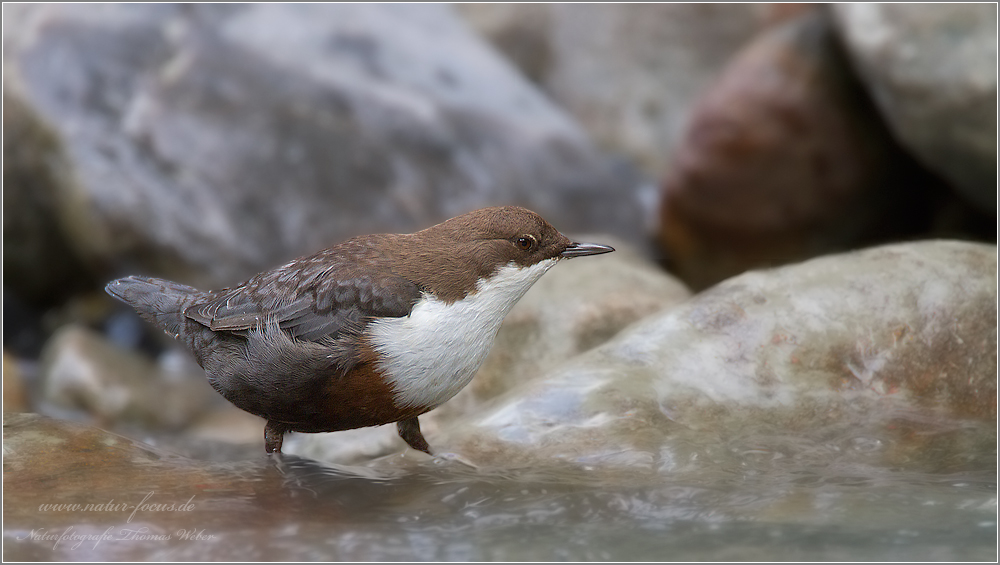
[185,246,422,342]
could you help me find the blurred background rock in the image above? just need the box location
[3,3,995,458]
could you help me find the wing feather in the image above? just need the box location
[184,241,421,342]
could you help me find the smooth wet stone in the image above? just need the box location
[440,241,997,472]
[287,238,691,463]
[3,3,644,305]
[38,325,215,430]
[833,4,998,212]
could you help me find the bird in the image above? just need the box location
[105,206,614,455]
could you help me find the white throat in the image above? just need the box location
[367,259,558,409]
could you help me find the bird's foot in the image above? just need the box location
[264,420,286,454]
[396,417,432,455]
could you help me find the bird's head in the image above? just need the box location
[400,206,614,302]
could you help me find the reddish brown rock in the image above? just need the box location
[657,11,945,290]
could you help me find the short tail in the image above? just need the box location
[105,276,207,338]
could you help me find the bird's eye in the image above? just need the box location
[515,235,535,250]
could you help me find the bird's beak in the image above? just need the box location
[560,241,615,258]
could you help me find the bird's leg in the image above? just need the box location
[264,420,285,454]
[397,417,432,455]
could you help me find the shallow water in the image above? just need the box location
[4,413,996,561]
[256,460,996,561]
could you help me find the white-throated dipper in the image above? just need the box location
[106,206,614,454]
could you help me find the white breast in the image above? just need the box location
[367,259,558,409]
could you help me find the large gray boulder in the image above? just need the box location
[3,4,644,303]
[832,4,998,212]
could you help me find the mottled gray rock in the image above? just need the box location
[440,241,997,470]
[3,4,644,303]
[832,4,998,212]
[287,237,691,462]
[38,325,214,429]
